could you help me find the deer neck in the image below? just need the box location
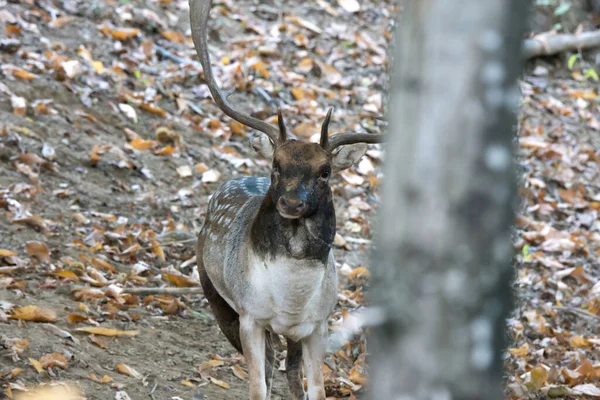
[250,190,335,264]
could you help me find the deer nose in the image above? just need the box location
[277,195,306,218]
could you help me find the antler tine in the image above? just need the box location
[326,132,385,152]
[189,0,280,144]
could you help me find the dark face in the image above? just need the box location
[270,141,332,219]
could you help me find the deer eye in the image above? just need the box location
[320,170,330,180]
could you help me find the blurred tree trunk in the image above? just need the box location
[369,1,527,399]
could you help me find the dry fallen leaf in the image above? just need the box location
[11,305,58,322]
[115,363,142,379]
[13,216,49,232]
[53,270,79,281]
[28,358,44,374]
[49,16,74,29]
[161,30,186,43]
[76,327,140,337]
[573,384,600,396]
[199,359,225,373]
[89,373,113,384]
[10,67,38,80]
[176,165,193,178]
[231,364,248,380]
[39,353,69,369]
[0,249,16,257]
[14,383,82,400]
[164,273,199,288]
[209,376,230,389]
[24,241,51,262]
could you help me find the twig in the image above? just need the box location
[123,287,201,295]
[70,285,202,295]
[524,30,600,59]
[554,306,600,322]
[154,45,200,67]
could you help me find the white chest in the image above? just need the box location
[244,255,330,341]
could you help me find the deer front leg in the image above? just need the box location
[265,331,275,398]
[286,338,306,400]
[302,323,327,400]
[240,314,267,400]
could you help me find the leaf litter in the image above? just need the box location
[0,0,390,398]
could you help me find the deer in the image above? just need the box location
[189,0,383,399]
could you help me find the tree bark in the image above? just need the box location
[369,1,526,399]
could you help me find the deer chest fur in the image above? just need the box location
[242,252,337,342]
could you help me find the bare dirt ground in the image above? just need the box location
[0,0,391,399]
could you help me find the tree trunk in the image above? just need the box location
[369,1,527,399]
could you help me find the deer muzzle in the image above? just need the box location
[277,193,306,219]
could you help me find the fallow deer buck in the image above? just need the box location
[190,0,383,398]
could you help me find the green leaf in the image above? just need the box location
[522,244,532,262]
[585,68,599,81]
[568,54,579,70]
[554,3,571,16]
[547,386,569,398]
[133,70,141,79]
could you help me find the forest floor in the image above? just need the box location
[2,0,600,399]
[0,0,390,399]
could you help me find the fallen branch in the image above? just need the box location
[70,285,202,296]
[524,30,600,59]
[124,287,201,295]
[554,306,600,322]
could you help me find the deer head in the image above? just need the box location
[189,0,383,221]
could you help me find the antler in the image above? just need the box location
[323,109,384,152]
[189,0,281,144]
[326,132,384,152]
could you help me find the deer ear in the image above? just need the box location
[331,143,368,172]
[250,133,275,159]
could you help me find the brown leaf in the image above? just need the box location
[285,16,323,34]
[13,216,49,232]
[349,368,367,385]
[151,240,165,261]
[0,249,16,257]
[231,364,248,380]
[209,376,230,389]
[39,352,69,369]
[199,359,225,373]
[164,273,199,288]
[11,305,58,322]
[115,363,142,379]
[527,364,548,391]
[129,137,157,151]
[139,103,167,118]
[24,241,51,262]
[89,373,113,384]
[107,27,141,41]
[508,342,529,356]
[10,67,38,80]
[161,30,186,43]
[48,16,74,29]
[29,358,44,374]
[569,335,588,348]
[76,327,140,337]
[91,258,117,273]
[66,313,89,325]
[250,61,269,79]
[154,145,176,156]
[53,270,79,281]
[89,334,109,349]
